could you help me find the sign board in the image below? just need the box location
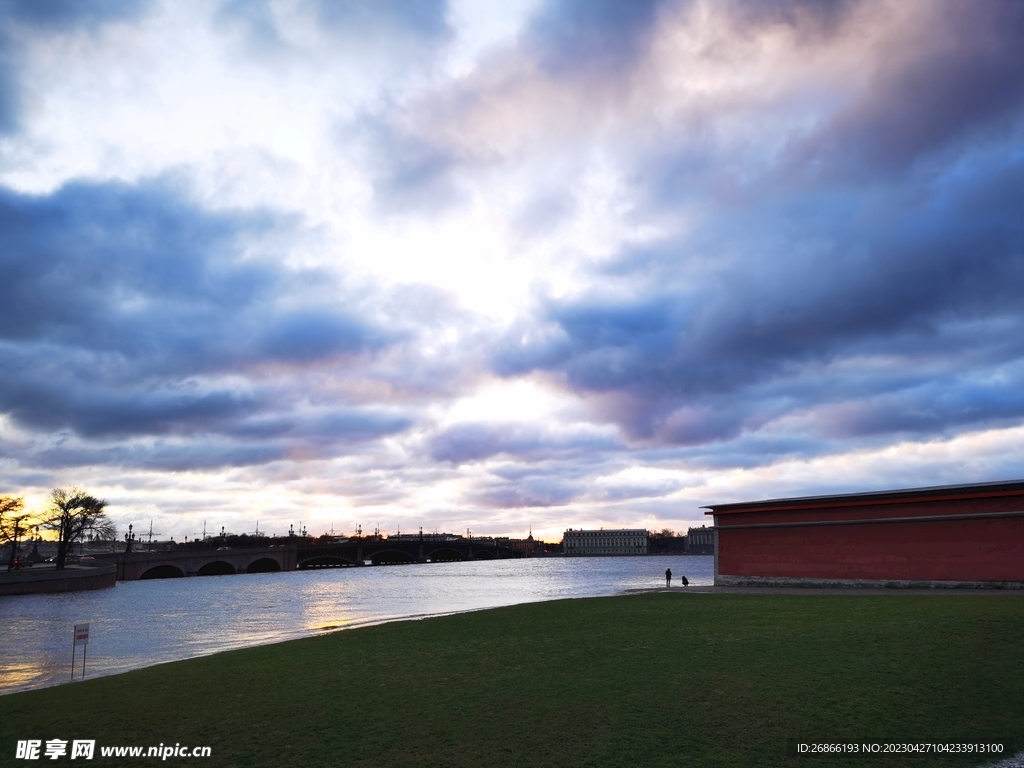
[71,623,90,680]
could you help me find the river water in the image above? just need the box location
[0,555,712,696]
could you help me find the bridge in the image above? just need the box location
[97,545,295,580]
[98,539,527,580]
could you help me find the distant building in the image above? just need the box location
[686,526,714,555]
[705,480,1024,588]
[493,533,537,552]
[563,529,649,556]
[506,532,538,553]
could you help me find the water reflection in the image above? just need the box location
[0,660,53,692]
[0,556,713,695]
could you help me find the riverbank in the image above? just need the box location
[2,592,1021,767]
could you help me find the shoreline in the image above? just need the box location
[626,584,1024,596]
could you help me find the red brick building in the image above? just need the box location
[704,480,1024,588]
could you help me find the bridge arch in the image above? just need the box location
[247,557,282,573]
[426,548,465,563]
[299,556,356,569]
[197,561,236,576]
[472,550,496,560]
[370,549,415,565]
[140,564,185,579]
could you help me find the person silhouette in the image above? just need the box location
[665,567,672,587]
[681,575,689,587]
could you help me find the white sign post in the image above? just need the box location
[71,623,89,680]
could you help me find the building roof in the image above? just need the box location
[563,528,649,534]
[702,479,1024,516]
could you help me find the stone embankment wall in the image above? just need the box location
[0,564,117,596]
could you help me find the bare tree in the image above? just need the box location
[89,518,119,552]
[41,488,109,570]
[1,496,29,570]
[0,496,23,536]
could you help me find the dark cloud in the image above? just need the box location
[724,0,855,37]
[0,0,150,30]
[0,180,391,367]
[591,478,684,502]
[23,438,289,473]
[638,433,828,470]
[494,146,1024,445]
[477,455,686,506]
[0,367,257,438]
[0,45,16,134]
[808,374,1024,440]
[429,422,620,464]
[0,179,405,448]
[525,0,665,77]
[353,113,463,214]
[228,409,412,444]
[472,477,581,509]
[6,403,414,472]
[0,181,271,350]
[258,311,385,362]
[783,1,1024,180]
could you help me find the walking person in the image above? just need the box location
[665,567,672,587]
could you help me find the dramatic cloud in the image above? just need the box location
[1,0,1023,540]
[0,176,423,507]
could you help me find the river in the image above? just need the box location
[0,555,713,695]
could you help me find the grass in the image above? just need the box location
[2,592,1023,767]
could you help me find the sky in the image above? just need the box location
[1,0,1023,542]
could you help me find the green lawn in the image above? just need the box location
[2,593,1022,767]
